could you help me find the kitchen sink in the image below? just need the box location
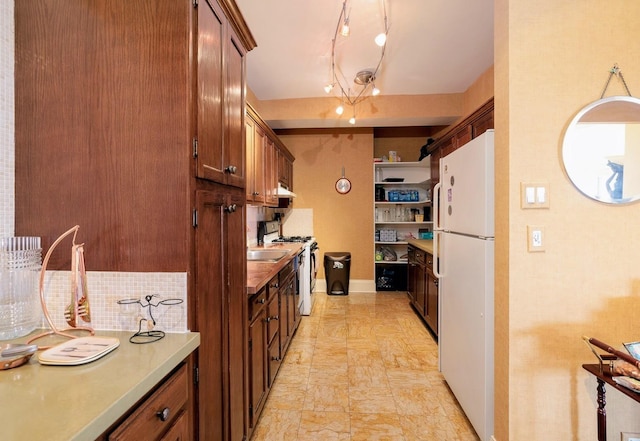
[247,249,289,262]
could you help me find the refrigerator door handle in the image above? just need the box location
[433,182,443,279]
[433,182,442,231]
[433,229,442,279]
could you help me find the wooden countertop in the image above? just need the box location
[246,243,303,295]
[407,239,434,255]
[0,330,200,441]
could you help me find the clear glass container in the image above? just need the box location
[0,237,42,340]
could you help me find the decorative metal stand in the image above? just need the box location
[27,225,94,348]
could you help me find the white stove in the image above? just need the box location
[258,221,318,316]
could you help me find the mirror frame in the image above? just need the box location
[562,95,640,204]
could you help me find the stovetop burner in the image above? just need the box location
[272,236,313,243]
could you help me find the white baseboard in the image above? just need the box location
[315,279,377,294]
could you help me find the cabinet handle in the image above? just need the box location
[271,356,281,361]
[256,298,266,304]
[225,165,237,174]
[156,407,170,422]
[224,204,237,213]
[253,191,260,196]
[270,282,279,289]
[434,280,439,287]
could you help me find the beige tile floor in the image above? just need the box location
[250,291,480,441]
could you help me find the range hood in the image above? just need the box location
[276,183,297,198]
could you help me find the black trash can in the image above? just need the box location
[324,252,351,295]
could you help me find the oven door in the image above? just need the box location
[309,242,319,292]
[295,250,305,313]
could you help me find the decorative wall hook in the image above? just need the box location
[601,63,633,98]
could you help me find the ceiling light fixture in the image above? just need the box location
[325,0,389,125]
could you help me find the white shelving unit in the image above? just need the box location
[374,161,431,291]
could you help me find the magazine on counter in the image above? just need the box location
[623,341,640,361]
[612,376,640,393]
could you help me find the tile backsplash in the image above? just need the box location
[39,270,188,333]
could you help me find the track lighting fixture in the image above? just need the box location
[324,0,389,125]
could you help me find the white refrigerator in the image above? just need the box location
[434,130,494,441]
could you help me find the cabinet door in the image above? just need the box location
[265,137,278,206]
[196,0,246,188]
[407,247,417,303]
[225,189,247,441]
[196,1,225,184]
[245,116,256,201]
[248,307,267,430]
[195,188,246,441]
[416,263,426,316]
[472,109,494,138]
[425,268,439,336]
[224,26,247,189]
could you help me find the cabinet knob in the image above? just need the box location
[225,165,237,174]
[156,407,170,422]
[256,298,266,304]
[271,356,281,361]
[272,315,279,321]
[224,204,237,213]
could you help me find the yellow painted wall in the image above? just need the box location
[495,1,640,440]
[278,129,375,280]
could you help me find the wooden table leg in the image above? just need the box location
[596,377,607,441]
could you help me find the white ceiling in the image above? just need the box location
[235,0,494,128]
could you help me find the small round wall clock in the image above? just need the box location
[335,167,351,194]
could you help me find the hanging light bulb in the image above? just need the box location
[340,17,350,37]
[336,104,344,115]
[349,108,356,124]
[324,83,334,94]
[374,32,387,47]
[372,83,380,96]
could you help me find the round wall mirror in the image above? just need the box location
[562,96,640,204]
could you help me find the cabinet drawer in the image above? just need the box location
[267,275,279,300]
[415,249,426,265]
[109,364,188,441]
[279,260,295,282]
[425,252,433,267]
[249,288,267,322]
[159,410,188,441]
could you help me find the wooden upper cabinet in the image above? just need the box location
[428,97,494,190]
[245,104,293,206]
[196,0,246,188]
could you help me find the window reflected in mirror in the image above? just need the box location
[562,96,640,204]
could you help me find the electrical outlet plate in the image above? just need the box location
[527,225,545,252]
[621,432,640,441]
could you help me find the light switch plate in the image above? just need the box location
[520,182,550,209]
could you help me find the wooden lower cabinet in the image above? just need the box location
[105,362,191,441]
[248,287,268,429]
[195,188,247,441]
[247,259,301,438]
[407,245,438,336]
